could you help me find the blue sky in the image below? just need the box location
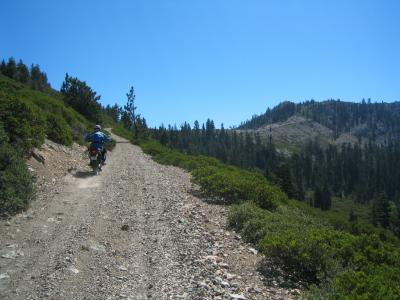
[1,0,400,127]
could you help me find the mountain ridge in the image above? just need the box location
[238,100,400,147]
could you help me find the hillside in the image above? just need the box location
[239,100,400,147]
[0,74,90,215]
[237,115,334,149]
[0,74,89,149]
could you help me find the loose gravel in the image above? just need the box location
[0,134,300,299]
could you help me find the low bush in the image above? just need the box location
[332,265,400,299]
[112,126,147,145]
[141,140,167,157]
[112,126,135,142]
[0,98,45,152]
[45,114,73,146]
[193,166,285,208]
[0,126,33,216]
[229,201,400,297]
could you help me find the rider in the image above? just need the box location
[85,125,111,164]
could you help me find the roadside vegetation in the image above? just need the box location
[0,125,33,215]
[110,128,400,298]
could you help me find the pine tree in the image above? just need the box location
[276,162,296,199]
[30,64,50,90]
[313,186,323,209]
[122,86,136,131]
[349,209,358,222]
[104,104,121,123]
[321,183,332,210]
[0,59,6,74]
[4,57,17,79]
[60,73,101,122]
[16,60,29,84]
[372,193,391,228]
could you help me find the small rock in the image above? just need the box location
[291,289,301,296]
[68,267,80,274]
[230,294,246,300]
[219,263,229,269]
[220,281,230,287]
[118,265,128,271]
[89,243,106,252]
[121,224,129,231]
[225,273,236,280]
[0,273,10,280]
[249,247,258,255]
[205,255,222,263]
[1,250,22,259]
[31,149,45,164]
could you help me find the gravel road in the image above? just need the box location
[0,134,299,300]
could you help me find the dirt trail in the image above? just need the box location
[0,134,299,300]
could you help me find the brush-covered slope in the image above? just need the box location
[0,74,90,215]
[0,74,89,152]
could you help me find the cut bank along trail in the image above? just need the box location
[0,134,297,300]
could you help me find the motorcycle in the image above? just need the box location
[88,146,104,175]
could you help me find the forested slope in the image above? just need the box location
[240,100,400,144]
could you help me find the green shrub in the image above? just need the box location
[229,200,400,294]
[259,228,354,282]
[141,140,167,156]
[0,98,45,152]
[228,202,267,230]
[193,166,285,208]
[332,265,400,299]
[0,75,88,150]
[0,126,33,215]
[45,114,73,145]
[112,126,134,140]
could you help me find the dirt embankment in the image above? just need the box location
[0,134,300,299]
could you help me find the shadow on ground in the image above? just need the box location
[257,258,306,289]
[189,188,228,206]
[73,171,95,178]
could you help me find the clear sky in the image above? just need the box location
[1,0,400,127]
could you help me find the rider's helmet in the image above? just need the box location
[94,124,101,131]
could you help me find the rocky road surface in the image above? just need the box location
[0,134,299,299]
